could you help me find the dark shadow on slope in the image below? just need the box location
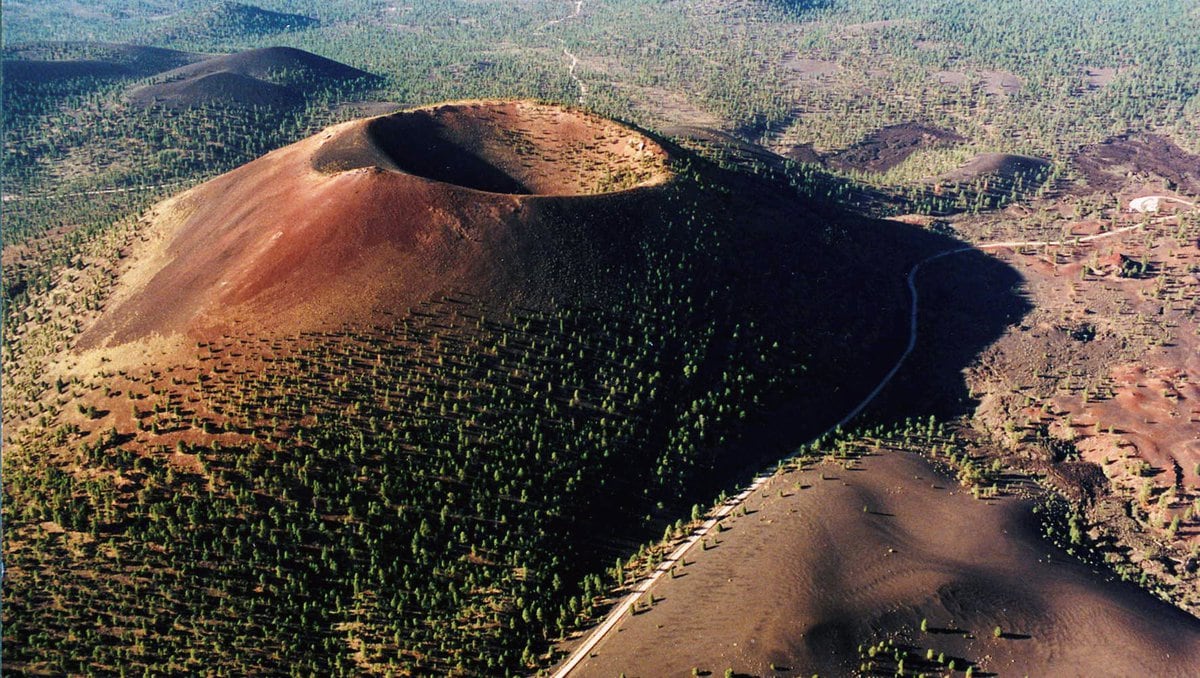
[321,113,532,193]
[567,154,1033,568]
[868,246,1031,421]
[660,124,1032,430]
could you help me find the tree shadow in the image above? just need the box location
[928,626,972,637]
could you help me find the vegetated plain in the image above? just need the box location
[5,97,997,674]
[3,0,1199,676]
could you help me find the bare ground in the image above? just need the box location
[568,452,1200,677]
[1073,134,1200,195]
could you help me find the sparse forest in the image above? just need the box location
[3,0,1199,675]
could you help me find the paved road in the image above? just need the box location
[549,203,1192,677]
[1,181,188,203]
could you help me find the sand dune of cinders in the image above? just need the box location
[571,452,1200,677]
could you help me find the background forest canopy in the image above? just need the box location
[3,0,1197,152]
[1,0,1197,245]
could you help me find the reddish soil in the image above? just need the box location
[1068,360,1200,504]
[78,101,674,347]
[60,100,1025,507]
[570,452,1200,677]
[950,192,1200,610]
[314,101,668,194]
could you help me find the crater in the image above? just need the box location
[313,100,672,196]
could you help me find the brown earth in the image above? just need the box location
[1073,134,1200,195]
[826,122,965,174]
[312,100,668,193]
[59,99,1025,496]
[570,452,1200,677]
[3,94,1059,676]
[937,153,1050,186]
[939,189,1200,612]
[78,100,674,347]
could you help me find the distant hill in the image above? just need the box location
[2,43,201,84]
[826,123,965,174]
[930,152,1052,209]
[126,46,374,110]
[938,153,1050,186]
[127,70,304,109]
[151,46,371,87]
[3,58,133,83]
[154,1,318,44]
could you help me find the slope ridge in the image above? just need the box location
[81,101,675,346]
[127,46,373,110]
[151,46,369,85]
[127,70,303,109]
[154,2,318,43]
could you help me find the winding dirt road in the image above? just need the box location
[549,201,1193,677]
[536,0,588,104]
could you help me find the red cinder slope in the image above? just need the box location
[81,100,673,346]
